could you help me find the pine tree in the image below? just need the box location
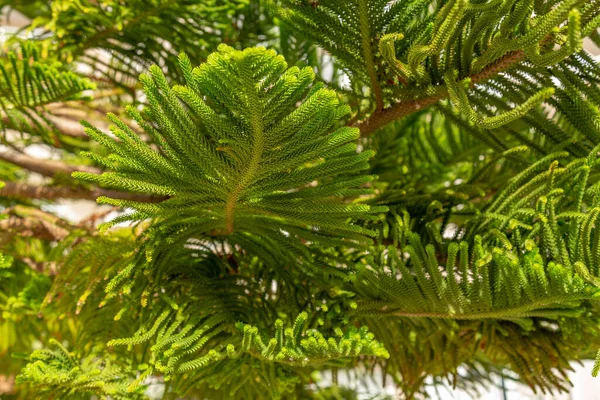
[1,0,600,398]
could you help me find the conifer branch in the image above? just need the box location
[73,3,172,57]
[381,294,595,320]
[15,339,145,400]
[355,92,446,136]
[357,0,384,111]
[224,73,266,234]
[356,50,526,136]
[231,313,389,366]
[469,50,526,83]
[75,46,386,261]
[356,236,600,322]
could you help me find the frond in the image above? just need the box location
[15,339,144,400]
[0,43,94,144]
[355,235,600,392]
[28,0,274,85]
[74,45,386,264]
[356,238,599,320]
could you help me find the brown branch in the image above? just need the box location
[469,50,526,85]
[0,150,101,177]
[0,206,74,243]
[45,115,89,138]
[0,215,69,241]
[77,206,120,228]
[45,103,143,135]
[355,50,527,136]
[2,113,89,139]
[355,94,445,136]
[0,182,166,203]
[0,375,14,396]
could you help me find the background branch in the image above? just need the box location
[0,215,69,241]
[0,150,101,177]
[0,182,166,202]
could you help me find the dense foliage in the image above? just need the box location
[1,0,600,398]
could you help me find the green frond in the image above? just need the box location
[75,45,385,264]
[15,340,145,400]
[232,312,389,366]
[24,0,274,85]
[356,237,599,321]
[445,68,555,129]
[0,43,94,143]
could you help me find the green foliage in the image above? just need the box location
[356,238,600,321]
[0,1,50,19]
[0,252,50,355]
[280,0,586,101]
[25,0,273,84]
[2,0,600,399]
[359,134,600,394]
[74,45,385,264]
[233,312,389,365]
[31,227,386,399]
[102,307,387,398]
[0,43,94,143]
[0,251,14,277]
[445,69,555,130]
[15,339,145,400]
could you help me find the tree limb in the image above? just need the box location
[0,215,70,242]
[0,150,101,177]
[355,51,527,136]
[0,182,166,203]
[44,114,90,138]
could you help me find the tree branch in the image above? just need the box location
[0,150,101,177]
[2,113,88,139]
[0,215,70,242]
[0,206,73,242]
[45,114,90,138]
[469,50,526,84]
[355,50,527,136]
[0,182,166,203]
